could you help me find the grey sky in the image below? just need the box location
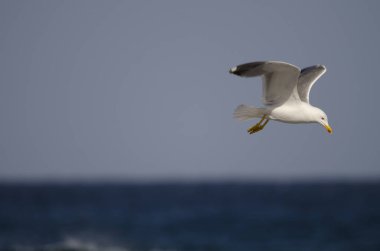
[0,0,379,181]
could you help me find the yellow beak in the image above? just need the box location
[324,124,333,134]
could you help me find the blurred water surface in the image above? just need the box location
[0,182,379,251]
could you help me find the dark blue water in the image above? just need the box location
[0,182,380,251]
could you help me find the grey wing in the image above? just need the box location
[230,61,301,105]
[297,65,326,103]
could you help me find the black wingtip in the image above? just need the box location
[301,64,326,74]
[229,66,245,76]
[229,66,237,74]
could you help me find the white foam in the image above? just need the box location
[54,237,127,251]
[11,236,178,251]
[12,237,128,251]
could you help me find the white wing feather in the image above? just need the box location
[230,61,301,106]
[297,65,326,103]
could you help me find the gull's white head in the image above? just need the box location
[312,107,332,134]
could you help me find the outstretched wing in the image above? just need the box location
[297,65,326,103]
[230,61,301,106]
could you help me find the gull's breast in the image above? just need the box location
[269,103,312,124]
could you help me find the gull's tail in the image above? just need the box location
[233,104,265,121]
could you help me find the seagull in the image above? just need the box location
[229,61,332,134]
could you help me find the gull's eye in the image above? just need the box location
[321,117,325,120]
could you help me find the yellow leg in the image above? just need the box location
[247,115,266,133]
[247,115,269,134]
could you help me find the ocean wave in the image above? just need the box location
[8,237,175,251]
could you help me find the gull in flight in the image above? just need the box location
[230,61,332,134]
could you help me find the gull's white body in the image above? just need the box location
[230,61,332,133]
[269,102,320,124]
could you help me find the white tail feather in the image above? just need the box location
[233,104,264,121]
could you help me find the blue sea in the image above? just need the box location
[0,182,380,251]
